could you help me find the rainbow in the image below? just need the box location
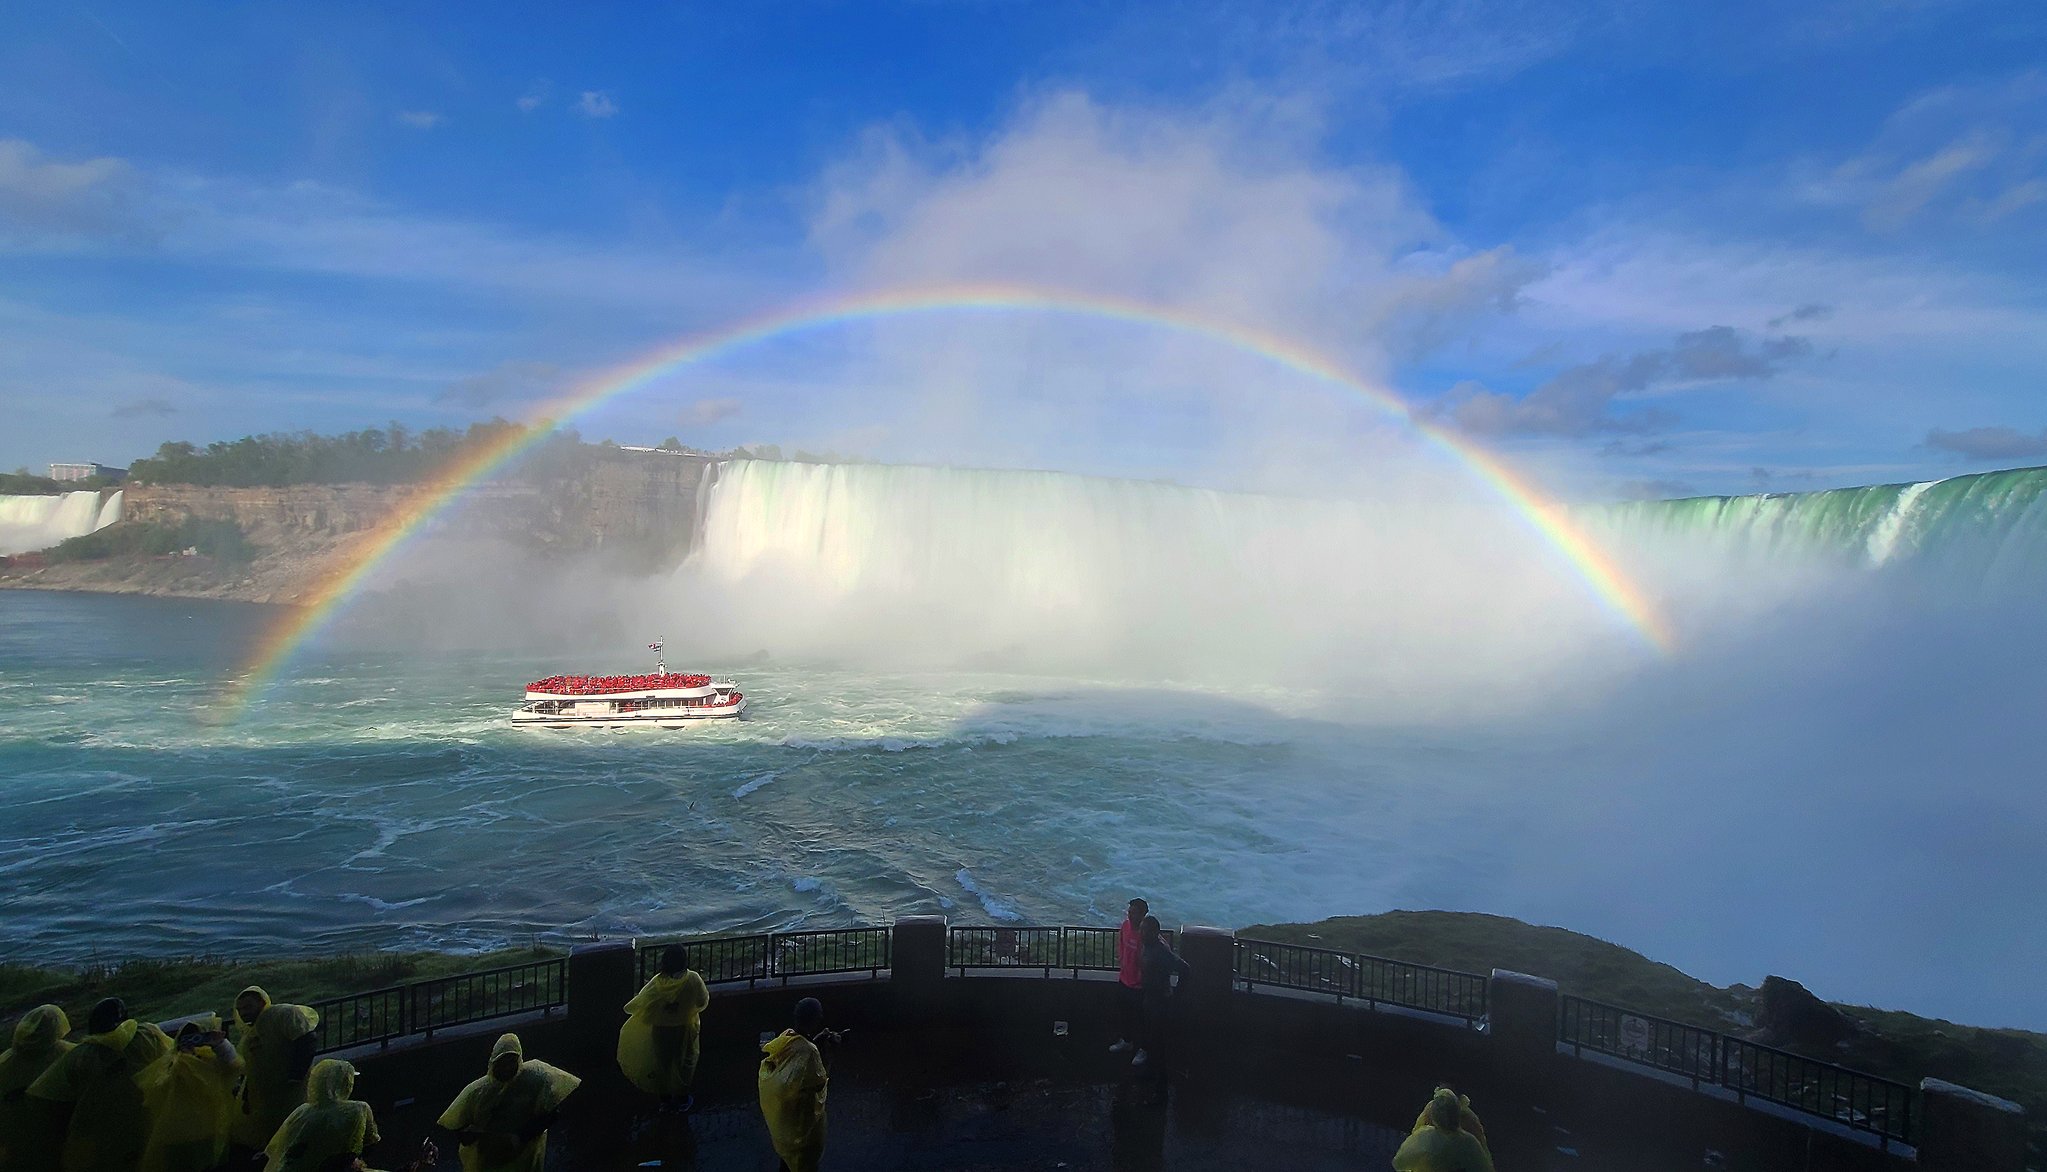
[231,283,1671,712]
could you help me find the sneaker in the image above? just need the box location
[1108,1040,1133,1054]
[1131,1049,1150,1067]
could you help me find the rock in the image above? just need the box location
[1756,975,1858,1049]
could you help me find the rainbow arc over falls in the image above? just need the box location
[231,282,1673,713]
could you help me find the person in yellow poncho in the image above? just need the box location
[226,985,321,1153]
[1407,1086,1488,1153]
[1391,1087,1496,1172]
[437,1033,580,1172]
[263,1058,381,1172]
[0,1004,75,1172]
[136,1015,244,1172]
[27,998,173,1172]
[758,998,836,1172]
[618,944,711,1110]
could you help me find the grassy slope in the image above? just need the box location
[1245,911,2047,1156]
[0,946,562,1034]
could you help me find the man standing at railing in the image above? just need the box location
[618,944,711,1112]
[1109,897,1149,1058]
[1131,914,1190,1102]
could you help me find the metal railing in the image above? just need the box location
[1233,937,1488,1025]
[636,927,889,987]
[309,956,567,1054]
[295,923,1921,1150]
[1560,995,1720,1087]
[637,933,773,986]
[774,927,891,978]
[1556,995,1915,1146]
[309,984,407,1054]
[946,925,1177,977]
[1722,1037,1915,1146]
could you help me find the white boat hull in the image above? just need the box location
[512,697,747,730]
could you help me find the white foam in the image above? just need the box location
[954,867,1022,922]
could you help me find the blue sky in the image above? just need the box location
[1,1,2043,497]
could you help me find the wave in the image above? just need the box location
[954,867,1022,922]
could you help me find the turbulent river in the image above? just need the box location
[3,460,2045,1029]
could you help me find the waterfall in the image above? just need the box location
[0,490,124,557]
[1585,466,2047,585]
[680,460,1610,690]
[678,460,2047,682]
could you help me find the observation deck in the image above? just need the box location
[283,921,2027,1171]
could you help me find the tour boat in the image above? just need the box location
[513,641,745,729]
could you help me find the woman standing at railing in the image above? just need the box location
[618,944,711,1112]
[226,986,321,1159]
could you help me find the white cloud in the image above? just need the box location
[1797,72,2047,233]
[396,110,445,131]
[0,139,135,236]
[577,91,618,118]
[517,82,551,113]
[796,89,1552,487]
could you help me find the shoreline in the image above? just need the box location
[0,579,296,607]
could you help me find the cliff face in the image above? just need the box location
[0,451,716,605]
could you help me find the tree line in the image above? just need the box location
[105,420,870,490]
[127,420,530,487]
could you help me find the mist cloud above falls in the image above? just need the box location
[799,91,1537,492]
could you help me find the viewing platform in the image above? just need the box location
[277,921,2027,1171]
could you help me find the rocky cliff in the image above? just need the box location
[0,450,716,604]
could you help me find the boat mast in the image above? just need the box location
[650,637,665,674]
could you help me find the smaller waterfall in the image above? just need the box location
[1588,466,2047,580]
[0,490,125,556]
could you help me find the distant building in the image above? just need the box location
[48,462,128,483]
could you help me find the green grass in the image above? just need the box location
[0,946,563,1035]
[1247,910,2047,1161]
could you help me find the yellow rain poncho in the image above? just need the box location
[1408,1089,1489,1152]
[136,1017,244,1172]
[1391,1090,1496,1172]
[437,1034,580,1172]
[263,1059,380,1172]
[757,1031,828,1172]
[28,1019,173,1172]
[617,970,710,1095]
[0,1005,74,1172]
[228,987,321,1149]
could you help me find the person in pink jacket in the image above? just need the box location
[1108,897,1149,1057]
